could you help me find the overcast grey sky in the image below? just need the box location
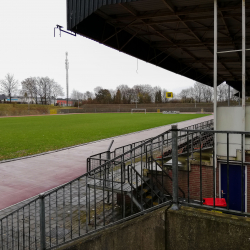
[1,0,195,97]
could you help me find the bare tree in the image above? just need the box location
[22,77,63,105]
[133,84,153,103]
[71,89,83,102]
[21,77,38,104]
[202,85,213,102]
[94,86,102,96]
[193,82,203,102]
[217,83,228,102]
[71,89,83,106]
[52,83,64,105]
[117,85,131,103]
[153,86,162,103]
[36,77,62,105]
[109,89,116,101]
[36,77,50,104]
[114,89,122,104]
[179,88,190,102]
[78,92,84,101]
[0,73,19,102]
[83,91,94,101]
[162,88,168,103]
[71,89,80,100]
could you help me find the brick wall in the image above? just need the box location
[118,158,250,212]
[151,159,250,212]
[159,165,219,201]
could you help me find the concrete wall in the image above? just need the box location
[57,206,167,250]
[167,206,250,250]
[57,206,250,250]
[160,164,219,202]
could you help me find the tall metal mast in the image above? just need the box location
[65,52,69,106]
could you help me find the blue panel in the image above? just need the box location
[221,164,245,211]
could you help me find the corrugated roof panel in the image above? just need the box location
[128,0,166,12]
[67,0,139,29]
[99,4,130,15]
[172,0,213,8]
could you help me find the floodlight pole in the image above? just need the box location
[65,52,69,107]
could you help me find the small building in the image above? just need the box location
[5,96,36,104]
[5,96,22,102]
[0,94,7,103]
[56,98,75,106]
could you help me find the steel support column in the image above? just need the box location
[242,0,246,108]
[170,124,179,210]
[214,0,218,198]
[242,0,246,161]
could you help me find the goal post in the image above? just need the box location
[131,109,146,114]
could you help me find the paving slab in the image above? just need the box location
[0,115,213,211]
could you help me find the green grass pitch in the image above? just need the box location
[0,113,209,161]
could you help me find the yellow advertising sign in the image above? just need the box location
[166,92,173,98]
[50,109,57,115]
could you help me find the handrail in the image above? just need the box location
[129,165,165,203]
[87,119,214,171]
[149,157,185,198]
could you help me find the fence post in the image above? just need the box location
[171,125,179,210]
[106,151,110,203]
[39,193,46,250]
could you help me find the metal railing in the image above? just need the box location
[87,120,214,172]
[1,119,217,250]
[0,139,171,250]
[173,128,250,216]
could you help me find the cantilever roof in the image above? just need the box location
[66,0,250,94]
